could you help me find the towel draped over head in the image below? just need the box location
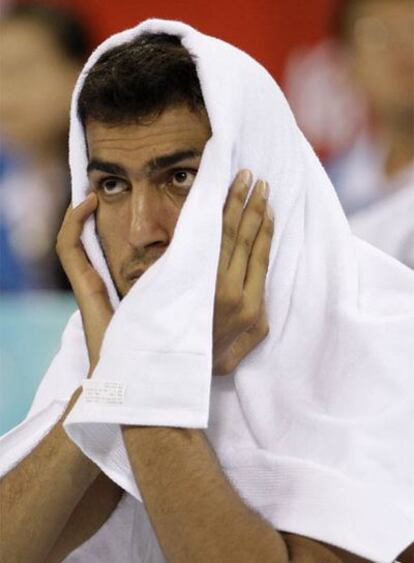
[1,19,413,562]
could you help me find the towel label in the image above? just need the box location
[83,381,126,405]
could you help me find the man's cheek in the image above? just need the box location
[103,240,122,277]
[95,203,106,238]
[103,243,127,297]
[95,208,130,295]
[96,228,119,276]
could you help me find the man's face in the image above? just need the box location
[0,18,80,152]
[86,105,211,297]
[345,0,414,119]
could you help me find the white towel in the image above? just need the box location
[1,19,414,562]
[350,184,414,269]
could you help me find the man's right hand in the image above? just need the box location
[56,192,113,372]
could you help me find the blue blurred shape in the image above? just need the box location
[0,292,76,435]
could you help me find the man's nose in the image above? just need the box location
[128,186,169,250]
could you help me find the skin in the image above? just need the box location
[86,106,211,297]
[2,105,411,562]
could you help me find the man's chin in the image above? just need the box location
[114,281,128,300]
[115,278,137,299]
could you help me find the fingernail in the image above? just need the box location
[267,203,274,220]
[239,169,252,187]
[259,180,269,199]
[74,195,91,208]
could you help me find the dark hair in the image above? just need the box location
[77,33,205,127]
[2,2,90,62]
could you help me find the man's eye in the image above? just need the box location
[167,170,197,194]
[99,178,128,195]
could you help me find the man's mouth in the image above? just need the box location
[122,251,166,287]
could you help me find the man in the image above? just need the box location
[1,23,413,563]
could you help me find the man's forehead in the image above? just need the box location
[84,106,210,179]
[85,105,211,157]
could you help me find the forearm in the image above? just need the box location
[44,472,123,563]
[122,425,288,563]
[1,388,100,563]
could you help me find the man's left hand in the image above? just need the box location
[213,170,274,375]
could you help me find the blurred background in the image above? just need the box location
[1,0,413,434]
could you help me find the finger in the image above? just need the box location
[61,203,73,224]
[244,204,274,308]
[231,312,269,363]
[228,180,268,287]
[61,193,97,243]
[214,312,269,375]
[218,169,252,272]
[57,193,97,280]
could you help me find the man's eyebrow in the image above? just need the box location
[87,159,127,176]
[147,149,202,173]
[86,150,201,177]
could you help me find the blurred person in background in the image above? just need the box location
[329,0,414,267]
[285,0,414,269]
[0,2,91,290]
